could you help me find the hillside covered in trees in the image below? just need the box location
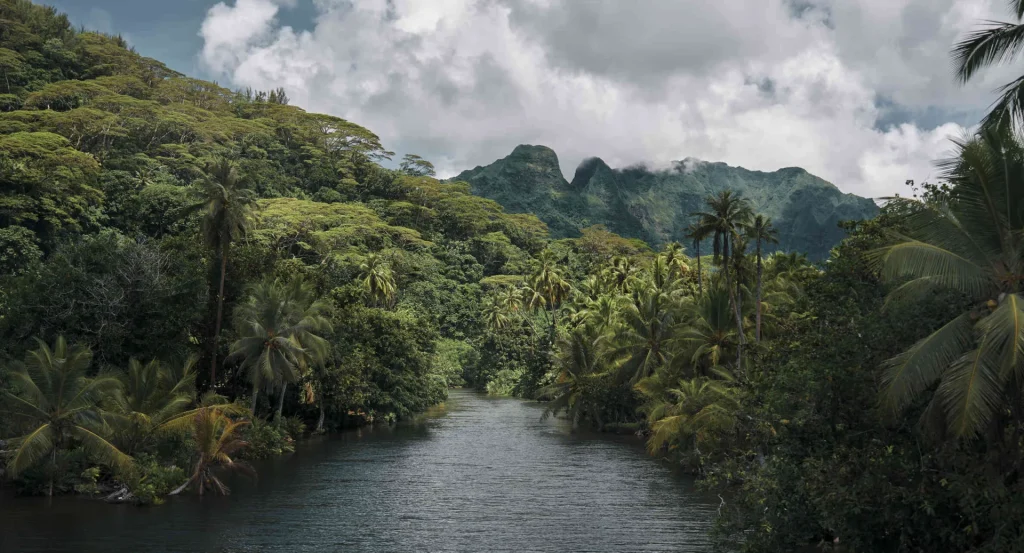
[4,1,1024,553]
[453,144,878,259]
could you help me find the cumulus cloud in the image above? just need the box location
[197,0,1011,198]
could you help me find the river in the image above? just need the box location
[0,389,718,552]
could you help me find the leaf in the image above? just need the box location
[880,312,975,414]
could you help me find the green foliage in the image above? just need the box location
[431,339,475,388]
[2,336,131,494]
[239,417,295,460]
[454,145,877,260]
[126,453,187,505]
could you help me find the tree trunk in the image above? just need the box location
[48,447,56,498]
[549,303,557,343]
[168,474,196,496]
[755,241,763,342]
[729,236,745,368]
[210,248,229,385]
[275,382,288,424]
[695,241,702,297]
[250,381,259,417]
[316,404,325,433]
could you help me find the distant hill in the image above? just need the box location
[453,145,879,259]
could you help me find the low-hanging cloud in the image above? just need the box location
[198,0,1008,199]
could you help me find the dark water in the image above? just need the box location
[0,390,718,552]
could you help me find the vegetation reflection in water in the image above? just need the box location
[0,390,718,553]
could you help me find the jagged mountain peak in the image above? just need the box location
[454,145,878,259]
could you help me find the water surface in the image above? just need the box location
[0,390,717,552]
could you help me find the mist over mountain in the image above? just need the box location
[453,145,879,259]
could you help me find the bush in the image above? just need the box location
[281,416,306,441]
[486,368,523,397]
[240,418,295,460]
[126,454,187,506]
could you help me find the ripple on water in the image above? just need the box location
[0,390,718,553]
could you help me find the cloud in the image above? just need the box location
[197,0,1011,198]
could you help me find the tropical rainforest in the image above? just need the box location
[2,0,1024,552]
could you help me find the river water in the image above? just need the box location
[0,389,718,552]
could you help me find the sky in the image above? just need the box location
[52,0,1022,198]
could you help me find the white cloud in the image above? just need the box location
[197,0,1013,198]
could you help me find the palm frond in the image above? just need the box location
[880,312,976,414]
[953,20,1024,84]
[871,237,992,299]
[6,423,54,477]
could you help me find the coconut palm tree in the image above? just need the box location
[230,278,332,421]
[638,369,740,457]
[611,285,676,385]
[2,337,132,496]
[872,129,1024,438]
[662,242,690,281]
[693,192,753,347]
[952,1,1024,130]
[604,256,636,292]
[168,405,254,496]
[105,357,196,455]
[541,325,609,429]
[481,297,511,331]
[358,253,397,308]
[529,251,571,339]
[675,286,739,375]
[498,285,524,314]
[746,215,779,342]
[684,222,709,297]
[187,158,256,384]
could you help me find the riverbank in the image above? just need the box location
[0,390,718,553]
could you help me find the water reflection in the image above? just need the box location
[0,390,717,552]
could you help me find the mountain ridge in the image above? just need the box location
[453,145,879,259]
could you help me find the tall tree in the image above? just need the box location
[528,251,571,340]
[541,325,608,430]
[693,191,752,364]
[2,337,132,496]
[229,278,332,420]
[952,0,1024,130]
[872,130,1024,438]
[358,253,397,308]
[684,221,708,297]
[746,214,779,342]
[187,158,256,385]
[661,242,689,282]
[612,285,676,384]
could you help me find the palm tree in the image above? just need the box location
[693,191,752,357]
[604,256,636,292]
[541,325,608,429]
[230,278,332,421]
[481,297,510,331]
[2,337,132,496]
[168,406,254,496]
[358,253,397,308]
[529,251,571,339]
[612,285,676,384]
[684,221,708,296]
[638,369,739,457]
[498,285,524,314]
[106,357,196,455]
[675,286,739,375]
[746,215,779,342]
[871,130,1024,438]
[187,158,256,384]
[953,1,1024,130]
[662,242,689,281]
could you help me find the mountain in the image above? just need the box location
[453,145,879,259]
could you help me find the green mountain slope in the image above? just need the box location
[454,145,879,259]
